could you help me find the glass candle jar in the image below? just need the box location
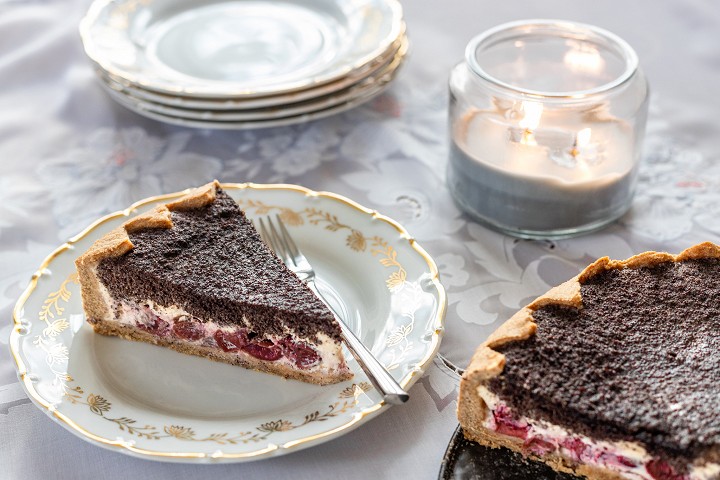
[447,20,649,238]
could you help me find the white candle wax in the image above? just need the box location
[448,107,638,235]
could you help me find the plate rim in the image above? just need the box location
[98,41,406,122]
[438,424,465,480]
[99,32,408,110]
[79,0,404,98]
[102,66,403,129]
[10,182,447,462]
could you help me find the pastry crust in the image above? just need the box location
[458,242,720,478]
[74,181,220,323]
[165,180,218,211]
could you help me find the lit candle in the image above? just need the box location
[450,106,636,234]
[447,20,649,238]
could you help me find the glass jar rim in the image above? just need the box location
[465,19,640,99]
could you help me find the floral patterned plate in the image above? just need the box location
[10,183,446,463]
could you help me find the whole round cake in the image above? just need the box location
[458,243,720,480]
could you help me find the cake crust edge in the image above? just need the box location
[74,180,220,324]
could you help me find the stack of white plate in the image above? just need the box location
[80,0,407,129]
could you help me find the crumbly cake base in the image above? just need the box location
[92,320,353,386]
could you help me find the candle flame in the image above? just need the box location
[519,101,543,130]
[571,128,595,178]
[519,101,543,146]
[577,127,592,147]
[570,128,592,157]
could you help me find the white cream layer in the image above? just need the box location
[476,385,719,480]
[111,297,348,375]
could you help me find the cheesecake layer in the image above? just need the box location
[113,298,347,373]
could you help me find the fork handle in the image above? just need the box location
[306,283,409,405]
[339,326,410,405]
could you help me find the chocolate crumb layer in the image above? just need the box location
[96,189,341,342]
[489,258,720,464]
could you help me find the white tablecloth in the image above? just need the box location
[1,0,719,478]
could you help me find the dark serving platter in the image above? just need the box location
[439,425,583,480]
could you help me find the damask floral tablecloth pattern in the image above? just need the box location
[1,0,719,479]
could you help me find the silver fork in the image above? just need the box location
[256,215,409,405]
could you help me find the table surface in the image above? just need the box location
[2,0,719,479]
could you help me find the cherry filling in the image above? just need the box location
[646,460,688,480]
[280,337,321,369]
[135,306,170,336]
[524,437,555,455]
[492,405,529,439]
[242,340,283,361]
[172,317,205,341]
[491,404,693,478]
[131,305,322,369]
[214,329,248,352]
[562,437,587,461]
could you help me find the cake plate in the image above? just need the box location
[10,183,446,463]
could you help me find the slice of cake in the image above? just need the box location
[458,243,720,480]
[75,181,352,385]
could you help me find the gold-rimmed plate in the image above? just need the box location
[10,183,446,463]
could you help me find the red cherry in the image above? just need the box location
[492,406,529,440]
[524,437,555,455]
[214,329,248,352]
[562,437,587,461]
[595,452,637,469]
[243,340,282,361]
[136,315,170,337]
[280,337,320,369]
[646,459,687,480]
[172,319,205,341]
[613,455,637,468]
